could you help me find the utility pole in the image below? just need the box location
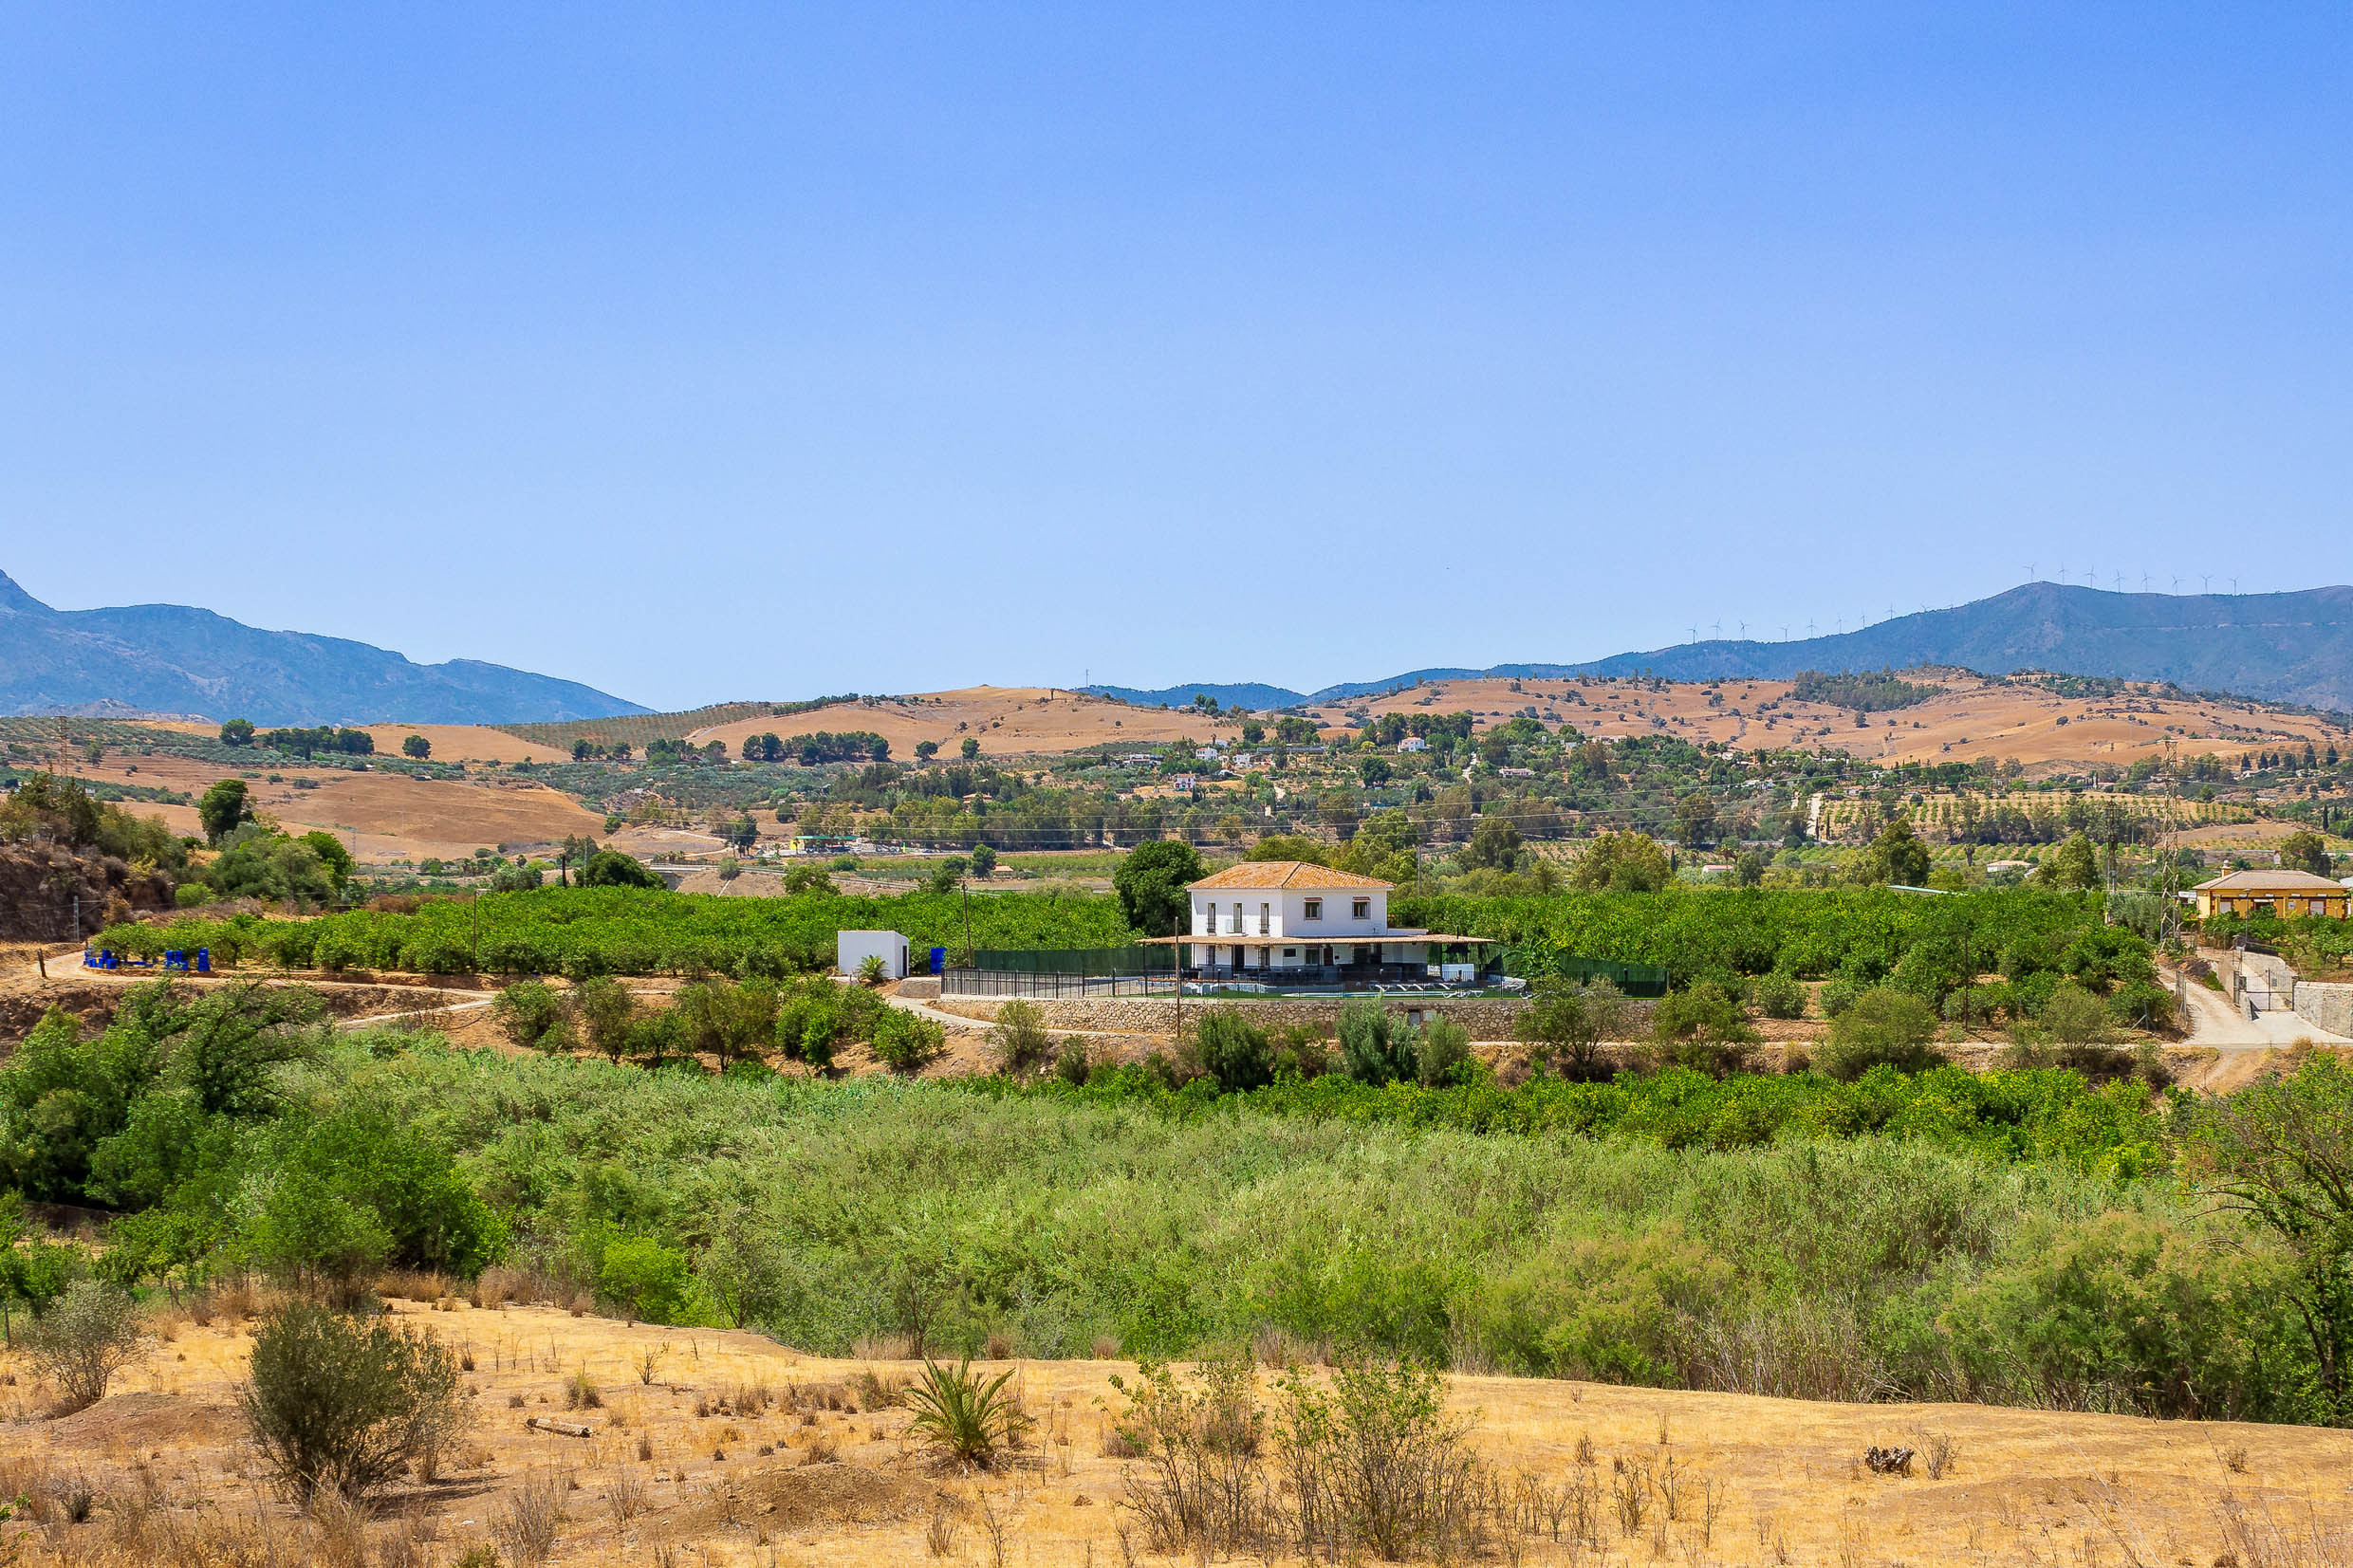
[2161,736,2185,1020]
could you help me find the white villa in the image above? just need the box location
[1174,861,1491,982]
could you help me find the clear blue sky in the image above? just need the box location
[3,5,2347,710]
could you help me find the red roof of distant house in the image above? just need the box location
[1187,860,1393,892]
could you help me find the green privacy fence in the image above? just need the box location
[1550,955,1672,998]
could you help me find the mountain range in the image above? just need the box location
[1084,582,2353,714]
[0,569,646,727]
[7,571,2346,729]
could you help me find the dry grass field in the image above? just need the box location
[685,688,1235,758]
[2,1292,2347,1568]
[1313,672,2342,770]
[71,750,608,863]
[355,726,578,766]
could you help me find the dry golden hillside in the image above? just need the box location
[1315,671,2340,769]
[684,687,1235,758]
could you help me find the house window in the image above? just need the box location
[1304,899,1323,920]
[1259,902,1270,934]
[1203,903,1218,934]
[1232,904,1243,934]
[1352,898,1371,920]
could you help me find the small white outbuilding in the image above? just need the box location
[837,930,909,979]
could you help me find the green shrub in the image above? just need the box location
[568,976,636,1063]
[1270,1023,1335,1081]
[774,977,852,1069]
[490,981,569,1052]
[2039,982,2116,1045]
[871,1007,945,1075]
[1514,979,1627,1082]
[581,850,663,889]
[175,882,210,909]
[240,1300,471,1503]
[1194,1007,1274,1094]
[1753,972,1806,1020]
[600,1237,694,1323]
[250,1185,392,1306]
[1053,1037,1094,1086]
[1650,982,1758,1078]
[1412,1017,1473,1088]
[990,1001,1054,1077]
[1816,987,1944,1080]
[1817,976,1863,1019]
[1338,1000,1414,1086]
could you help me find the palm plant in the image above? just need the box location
[901,1357,1032,1468]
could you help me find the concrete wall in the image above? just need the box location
[930,992,1589,1041]
[836,930,907,980]
[2294,982,2353,1040]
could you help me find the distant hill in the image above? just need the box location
[1548,583,2353,712]
[1087,584,2353,714]
[0,569,648,727]
[1080,681,1309,711]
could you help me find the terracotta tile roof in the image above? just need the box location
[2194,870,2348,893]
[1188,860,1394,892]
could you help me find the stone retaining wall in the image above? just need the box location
[893,977,942,1000]
[931,993,1586,1040]
[2295,982,2353,1039]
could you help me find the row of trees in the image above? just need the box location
[217,720,376,758]
[739,729,891,765]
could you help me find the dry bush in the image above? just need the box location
[373,1509,443,1568]
[43,1467,99,1526]
[1278,1359,1485,1562]
[564,1368,602,1410]
[604,1461,649,1527]
[854,1331,916,1361]
[495,1467,569,1566]
[1115,1351,1269,1557]
[636,1341,669,1385]
[307,1490,373,1568]
[1916,1428,1957,1480]
[854,1366,909,1411]
[25,1281,145,1412]
[975,1488,1010,1568]
[923,1496,960,1558]
[470,1265,531,1308]
[378,1269,446,1303]
[241,1300,472,1504]
[1111,1354,1505,1562]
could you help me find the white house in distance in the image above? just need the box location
[1177,861,1491,980]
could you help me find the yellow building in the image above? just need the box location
[2193,869,2351,920]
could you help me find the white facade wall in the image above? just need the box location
[1186,883,1425,969]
